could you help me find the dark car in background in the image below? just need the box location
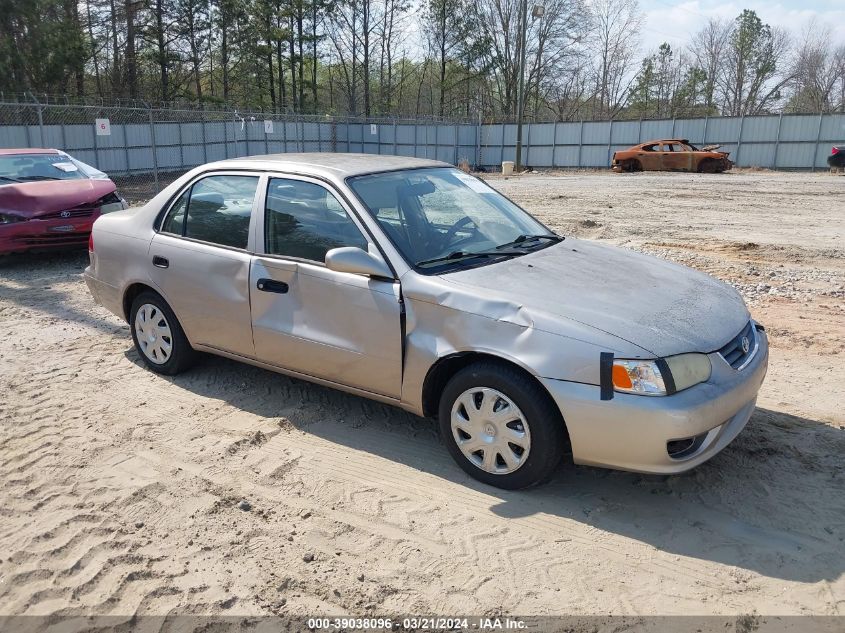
[828,146,845,170]
[0,149,127,255]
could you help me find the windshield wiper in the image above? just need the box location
[417,249,526,267]
[497,233,564,250]
[19,176,62,181]
[0,176,22,183]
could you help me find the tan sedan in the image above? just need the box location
[84,154,766,489]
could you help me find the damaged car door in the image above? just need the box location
[636,143,663,171]
[662,143,694,171]
[249,175,403,398]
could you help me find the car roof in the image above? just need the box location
[640,139,691,145]
[206,152,452,178]
[0,148,61,156]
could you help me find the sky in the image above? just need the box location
[639,0,845,53]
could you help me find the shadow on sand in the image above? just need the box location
[127,350,845,585]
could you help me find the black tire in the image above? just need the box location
[438,361,568,489]
[698,159,717,173]
[129,291,196,375]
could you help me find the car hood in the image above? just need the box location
[440,239,749,357]
[0,179,115,218]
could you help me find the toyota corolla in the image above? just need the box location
[84,154,768,489]
[0,148,127,254]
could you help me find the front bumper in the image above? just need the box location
[0,215,98,254]
[541,327,768,474]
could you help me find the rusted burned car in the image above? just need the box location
[612,139,733,173]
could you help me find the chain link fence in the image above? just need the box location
[1,97,842,205]
[0,99,482,204]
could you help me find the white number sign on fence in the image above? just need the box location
[95,118,111,136]
[264,120,274,134]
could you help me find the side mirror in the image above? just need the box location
[325,247,393,279]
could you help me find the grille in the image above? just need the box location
[718,321,756,369]
[19,233,89,246]
[39,205,97,220]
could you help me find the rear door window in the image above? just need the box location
[160,174,259,249]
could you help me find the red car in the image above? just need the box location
[0,148,127,255]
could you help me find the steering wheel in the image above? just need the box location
[441,216,479,248]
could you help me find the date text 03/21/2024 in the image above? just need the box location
[306,617,527,630]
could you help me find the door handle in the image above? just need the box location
[152,255,169,268]
[256,278,289,294]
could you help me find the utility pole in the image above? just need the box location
[514,0,528,174]
[514,3,544,174]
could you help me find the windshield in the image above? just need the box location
[348,167,558,272]
[0,153,88,183]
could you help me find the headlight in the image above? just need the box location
[612,359,667,395]
[0,213,25,224]
[612,353,711,396]
[100,202,124,214]
[664,353,711,392]
[97,191,128,214]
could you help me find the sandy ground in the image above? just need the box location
[0,170,843,619]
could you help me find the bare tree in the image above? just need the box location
[689,18,730,114]
[587,0,642,119]
[786,19,845,113]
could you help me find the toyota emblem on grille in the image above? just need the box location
[741,336,750,354]
[60,210,71,218]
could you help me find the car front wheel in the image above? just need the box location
[130,291,195,375]
[439,362,567,489]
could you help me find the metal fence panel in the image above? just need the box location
[502,125,517,145]
[673,118,707,143]
[704,117,742,143]
[456,145,475,164]
[820,113,845,139]
[582,121,610,145]
[778,143,816,168]
[742,116,780,142]
[581,146,608,167]
[553,146,579,167]
[482,124,504,145]
[609,121,638,145]
[458,125,476,146]
[527,146,553,166]
[529,123,554,146]
[739,143,775,166]
[555,122,581,144]
[779,115,820,142]
[1,101,842,204]
[481,146,503,166]
[640,120,674,141]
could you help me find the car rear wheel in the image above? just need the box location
[439,362,567,489]
[130,291,195,375]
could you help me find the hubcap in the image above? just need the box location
[134,303,173,364]
[450,387,531,475]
